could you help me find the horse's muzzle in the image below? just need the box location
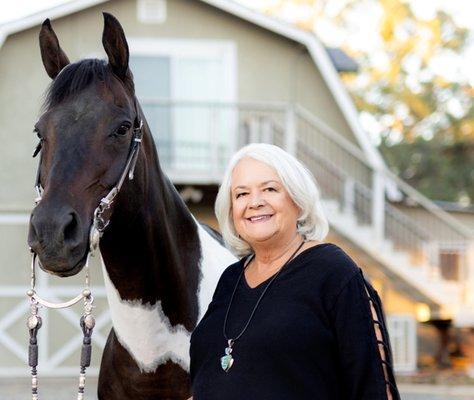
[28,203,89,276]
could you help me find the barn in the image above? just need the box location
[0,0,473,383]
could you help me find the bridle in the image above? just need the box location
[27,100,143,400]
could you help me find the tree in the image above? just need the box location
[244,0,474,204]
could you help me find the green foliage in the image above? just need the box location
[380,136,474,204]
[248,0,473,204]
[339,1,473,204]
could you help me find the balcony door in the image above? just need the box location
[129,39,237,180]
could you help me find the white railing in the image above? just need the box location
[294,104,473,283]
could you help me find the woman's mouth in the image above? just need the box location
[247,214,273,223]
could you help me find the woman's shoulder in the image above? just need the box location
[299,242,361,292]
[300,242,359,274]
[221,257,245,279]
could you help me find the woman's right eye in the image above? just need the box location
[236,192,248,199]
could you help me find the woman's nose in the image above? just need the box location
[249,194,265,208]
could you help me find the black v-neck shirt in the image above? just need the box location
[190,243,397,400]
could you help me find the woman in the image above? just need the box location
[189,143,400,399]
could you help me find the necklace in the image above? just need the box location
[221,240,305,372]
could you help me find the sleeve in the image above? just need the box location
[330,269,401,400]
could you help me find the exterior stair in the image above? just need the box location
[321,197,463,309]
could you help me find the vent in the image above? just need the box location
[137,0,167,24]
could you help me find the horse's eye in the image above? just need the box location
[116,123,131,136]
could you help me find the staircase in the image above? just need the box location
[322,197,462,309]
[293,104,474,325]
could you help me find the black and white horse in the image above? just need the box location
[28,13,236,399]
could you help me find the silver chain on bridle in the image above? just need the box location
[28,114,143,400]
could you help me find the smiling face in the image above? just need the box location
[230,157,301,249]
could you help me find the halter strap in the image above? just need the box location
[92,115,143,233]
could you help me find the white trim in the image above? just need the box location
[0,0,385,169]
[0,0,108,48]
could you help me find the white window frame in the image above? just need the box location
[127,38,238,182]
[127,38,237,102]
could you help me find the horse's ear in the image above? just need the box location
[102,12,130,81]
[39,19,70,79]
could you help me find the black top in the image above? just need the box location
[190,243,400,400]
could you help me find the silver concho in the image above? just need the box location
[84,314,95,329]
[27,315,39,330]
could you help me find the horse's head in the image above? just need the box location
[28,13,141,277]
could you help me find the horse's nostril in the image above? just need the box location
[64,212,80,245]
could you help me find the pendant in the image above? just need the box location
[221,339,234,372]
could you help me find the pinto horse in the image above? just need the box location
[27,13,236,399]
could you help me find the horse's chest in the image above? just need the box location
[102,263,191,373]
[100,225,237,374]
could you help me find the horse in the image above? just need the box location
[27,13,236,399]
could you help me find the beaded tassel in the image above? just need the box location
[27,300,42,400]
[26,294,95,400]
[77,296,95,400]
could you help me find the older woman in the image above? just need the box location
[189,143,400,399]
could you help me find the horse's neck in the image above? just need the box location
[100,156,201,329]
[99,134,237,372]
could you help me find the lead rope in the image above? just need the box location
[28,111,143,399]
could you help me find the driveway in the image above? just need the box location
[1,379,474,399]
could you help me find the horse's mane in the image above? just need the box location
[43,58,111,110]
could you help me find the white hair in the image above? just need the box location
[215,143,329,257]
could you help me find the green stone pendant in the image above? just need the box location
[221,354,234,372]
[221,340,234,372]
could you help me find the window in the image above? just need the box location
[439,250,461,281]
[129,39,237,179]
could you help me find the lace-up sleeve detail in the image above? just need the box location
[330,269,401,400]
[361,269,400,400]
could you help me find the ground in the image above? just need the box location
[1,378,474,399]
